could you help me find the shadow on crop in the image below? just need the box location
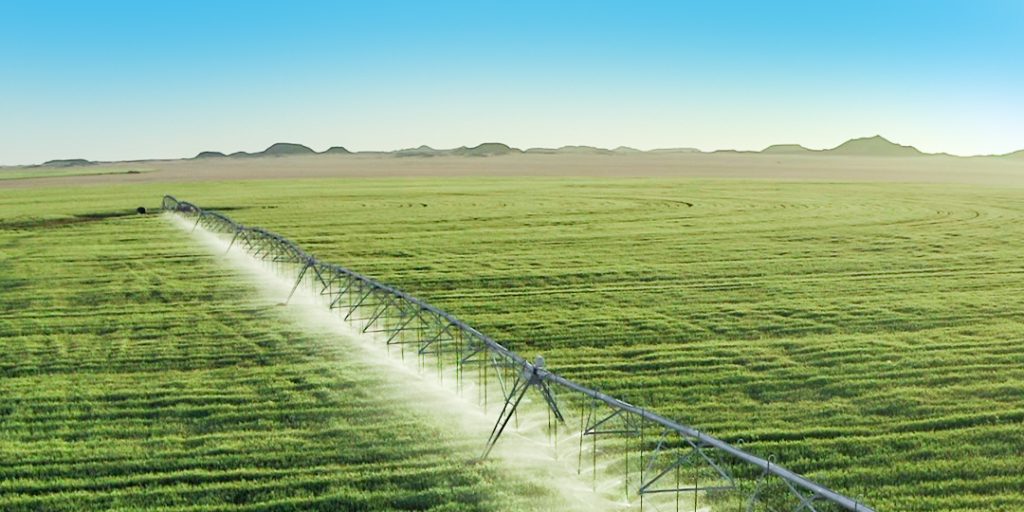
[0,210,143,231]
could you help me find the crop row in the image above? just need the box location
[148,178,1024,510]
[0,200,566,512]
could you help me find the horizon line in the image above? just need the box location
[9,134,1023,167]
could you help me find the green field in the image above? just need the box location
[3,177,1024,510]
[0,188,569,511]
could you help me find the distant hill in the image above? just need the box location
[824,135,923,157]
[395,145,444,157]
[194,151,226,159]
[751,136,928,157]
[393,143,522,157]
[130,137,1024,165]
[260,143,316,157]
[525,146,614,155]
[450,142,521,157]
[209,143,316,159]
[41,159,94,168]
[762,144,813,155]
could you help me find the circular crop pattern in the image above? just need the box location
[219,179,1024,511]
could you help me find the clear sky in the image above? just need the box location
[1,0,1022,165]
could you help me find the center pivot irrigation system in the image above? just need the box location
[163,195,874,512]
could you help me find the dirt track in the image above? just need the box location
[2,152,1023,188]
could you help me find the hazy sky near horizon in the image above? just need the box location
[1,1,1022,165]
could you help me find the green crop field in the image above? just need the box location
[3,176,1024,511]
[0,186,569,512]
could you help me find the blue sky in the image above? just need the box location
[1,0,1022,164]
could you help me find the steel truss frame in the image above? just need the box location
[163,195,874,512]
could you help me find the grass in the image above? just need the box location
[0,191,564,511]
[2,176,1024,510]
